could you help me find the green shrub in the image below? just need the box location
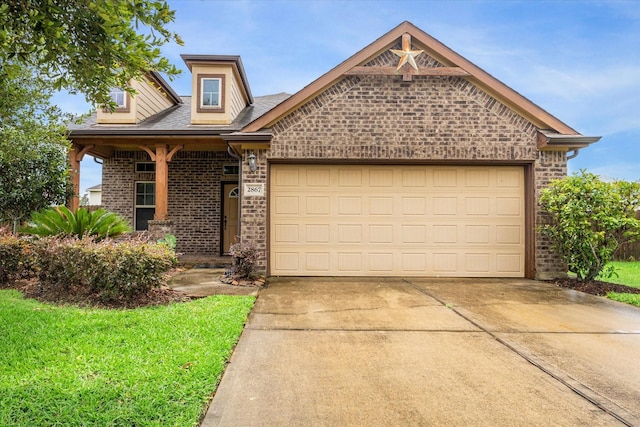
[32,236,176,300]
[0,228,30,284]
[21,205,131,241]
[539,171,640,281]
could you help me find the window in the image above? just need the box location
[197,74,225,112]
[223,164,239,176]
[136,162,156,173]
[135,182,155,231]
[108,88,129,111]
[202,79,220,107]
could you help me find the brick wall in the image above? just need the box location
[534,150,568,278]
[102,150,238,255]
[241,48,567,278]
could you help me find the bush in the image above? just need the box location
[229,240,259,279]
[32,236,177,300]
[21,206,131,241]
[539,171,640,281]
[0,227,30,284]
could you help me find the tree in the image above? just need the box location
[0,64,72,231]
[0,0,182,109]
[539,171,640,281]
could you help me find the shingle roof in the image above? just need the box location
[69,93,291,136]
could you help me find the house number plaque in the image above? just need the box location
[243,183,264,197]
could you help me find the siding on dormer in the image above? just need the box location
[135,78,175,122]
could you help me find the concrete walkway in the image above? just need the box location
[168,268,259,297]
[202,278,640,426]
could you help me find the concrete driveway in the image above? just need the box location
[202,278,640,426]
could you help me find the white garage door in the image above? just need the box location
[270,165,524,277]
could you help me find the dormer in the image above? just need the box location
[181,55,253,125]
[96,72,182,124]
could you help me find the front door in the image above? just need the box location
[222,183,239,254]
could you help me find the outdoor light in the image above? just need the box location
[248,152,257,172]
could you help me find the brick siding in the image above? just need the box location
[240,49,567,278]
[102,150,238,255]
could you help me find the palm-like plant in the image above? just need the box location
[21,206,131,240]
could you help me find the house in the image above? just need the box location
[68,21,600,279]
[85,184,102,206]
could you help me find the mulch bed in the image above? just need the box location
[2,277,191,309]
[548,278,640,296]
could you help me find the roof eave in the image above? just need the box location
[537,131,601,150]
[145,71,183,105]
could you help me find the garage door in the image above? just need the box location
[270,165,524,277]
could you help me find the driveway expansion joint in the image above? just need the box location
[402,278,638,426]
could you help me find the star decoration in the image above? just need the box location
[390,46,423,72]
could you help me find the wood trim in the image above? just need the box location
[242,21,578,135]
[167,145,184,162]
[154,144,168,221]
[196,74,225,113]
[75,144,94,162]
[524,163,536,279]
[344,66,470,76]
[138,145,156,161]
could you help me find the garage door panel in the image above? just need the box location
[270,165,524,277]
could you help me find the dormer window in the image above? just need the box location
[107,88,130,112]
[197,74,225,113]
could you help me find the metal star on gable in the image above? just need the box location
[390,33,423,72]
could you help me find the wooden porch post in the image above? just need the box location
[154,144,168,220]
[68,145,81,211]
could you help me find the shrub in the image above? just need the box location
[0,227,30,284]
[539,171,640,281]
[32,236,177,300]
[229,240,259,279]
[21,206,131,241]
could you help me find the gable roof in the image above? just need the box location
[242,21,580,135]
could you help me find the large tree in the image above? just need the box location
[0,0,182,108]
[0,64,72,230]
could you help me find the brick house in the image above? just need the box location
[68,21,599,279]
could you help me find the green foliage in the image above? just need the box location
[157,233,177,251]
[0,290,254,425]
[21,206,131,241]
[598,261,640,288]
[32,236,177,299]
[539,171,640,281]
[0,0,182,109]
[229,240,259,278]
[606,292,640,307]
[0,227,30,284]
[0,64,72,229]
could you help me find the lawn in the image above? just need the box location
[601,261,640,307]
[0,290,254,426]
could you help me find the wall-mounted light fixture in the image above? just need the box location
[248,152,257,172]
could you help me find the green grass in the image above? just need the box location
[598,261,640,307]
[600,261,640,289]
[606,292,640,307]
[0,290,254,426]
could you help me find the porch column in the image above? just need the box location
[154,144,168,220]
[68,145,81,211]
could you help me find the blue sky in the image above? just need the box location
[60,0,640,194]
